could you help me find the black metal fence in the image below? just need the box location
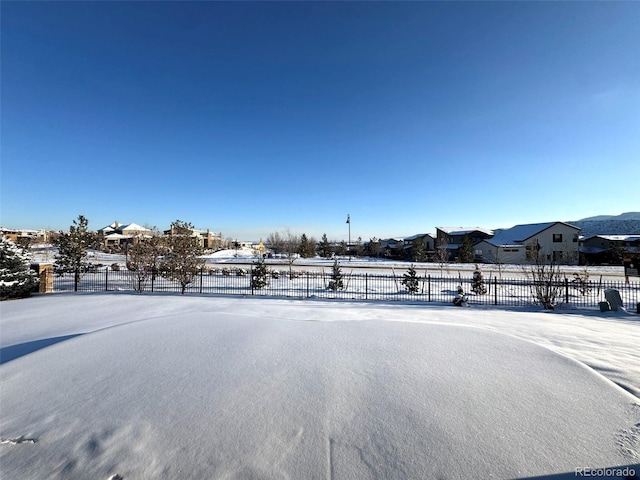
[51,267,640,310]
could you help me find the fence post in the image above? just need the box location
[200,267,204,294]
[251,267,254,295]
[494,277,498,305]
[105,268,108,292]
[564,277,569,304]
[151,272,155,293]
[428,275,431,302]
[365,273,368,300]
[306,272,310,298]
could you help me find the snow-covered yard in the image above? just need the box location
[1,294,639,479]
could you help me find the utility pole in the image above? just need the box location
[346,214,351,261]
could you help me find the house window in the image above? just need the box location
[573,234,578,243]
[553,234,563,243]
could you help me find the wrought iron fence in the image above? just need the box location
[50,267,640,310]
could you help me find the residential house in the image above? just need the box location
[163,225,222,250]
[403,233,436,260]
[435,227,494,261]
[475,222,581,265]
[379,238,405,258]
[579,234,640,265]
[99,222,152,249]
[0,228,48,244]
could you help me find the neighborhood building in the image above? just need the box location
[435,227,494,261]
[98,222,152,249]
[402,233,436,258]
[579,234,640,264]
[163,225,223,250]
[0,228,49,244]
[378,238,405,258]
[475,222,581,265]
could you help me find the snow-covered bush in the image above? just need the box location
[251,258,268,289]
[1,236,39,300]
[327,260,344,291]
[401,264,420,294]
[471,265,487,295]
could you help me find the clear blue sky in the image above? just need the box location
[2,1,638,241]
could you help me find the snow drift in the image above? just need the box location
[1,294,639,479]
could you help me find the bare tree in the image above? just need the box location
[266,231,285,256]
[127,228,166,292]
[267,230,300,277]
[434,237,450,274]
[524,240,563,310]
[283,230,300,278]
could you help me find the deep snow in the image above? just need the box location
[1,294,639,479]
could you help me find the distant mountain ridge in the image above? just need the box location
[576,212,640,222]
[567,212,640,237]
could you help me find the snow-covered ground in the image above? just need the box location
[30,245,630,280]
[1,293,639,479]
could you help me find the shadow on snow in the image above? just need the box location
[0,334,83,365]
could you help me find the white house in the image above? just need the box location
[475,222,581,265]
[99,222,152,248]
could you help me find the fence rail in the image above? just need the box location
[50,268,640,310]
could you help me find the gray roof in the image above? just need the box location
[437,226,494,236]
[486,222,580,247]
[403,233,435,241]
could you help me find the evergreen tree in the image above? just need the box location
[364,237,381,257]
[354,237,363,258]
[411,237,426,262]
[327,259,343,291]
[459,234,474,263]
[54,215,97,291]
[391,242,405,260]
[161,220,205,294]
[471,264,487,295]
[401,264,420,294]
[298,233,316,258]
[251,256,269,289]
[338,241,347,257]
[318,234,332,259]
[1,236,39,300]
[607,241,625,265]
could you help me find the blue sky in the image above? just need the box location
[2,1,638,241]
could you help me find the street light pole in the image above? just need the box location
[346,214,351,261]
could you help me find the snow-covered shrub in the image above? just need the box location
[1,236,39,300]
[401,264,420,294]
[327,260,344,291]
[471,265,487,295]
[251,258,268,289]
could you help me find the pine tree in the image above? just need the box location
[298,233,316,258]
[411,237,426,262]
[318,234,332,259]
[1,236,39,300]
[459,234,474,263]
[327,259,343,291]
[401,264,420,294]
[471,264,487,295]
[161,220,205,294]
[251,256,269,289]
[54,215,97,291]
